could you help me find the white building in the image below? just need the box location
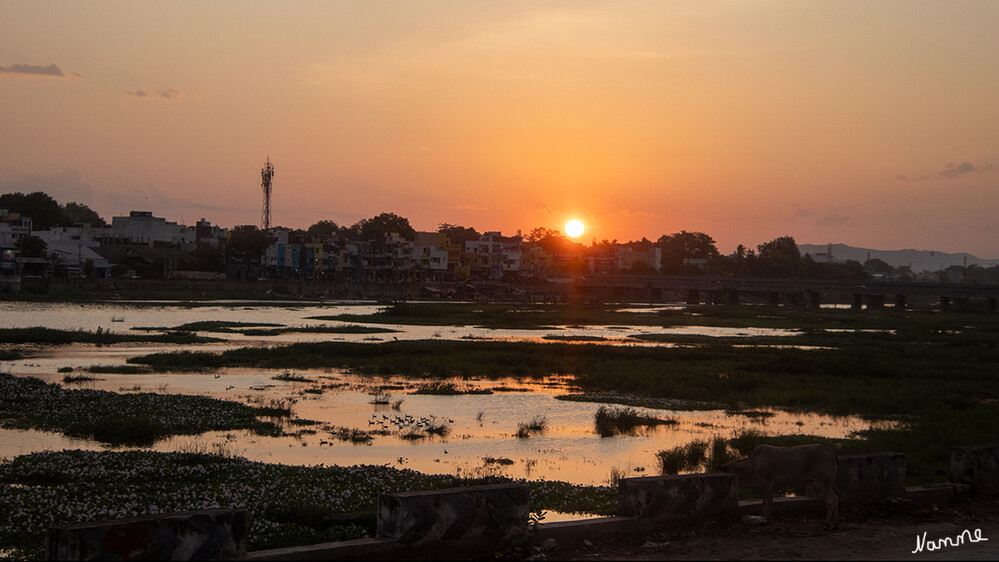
[0,210,33,243]
[34,225,111,268]
[111,211,196,247]
[412,232,448,272]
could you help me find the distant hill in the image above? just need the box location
[799,244,999,273]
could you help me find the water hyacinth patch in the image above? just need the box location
[0,449,616,560]
[0,373,288,446]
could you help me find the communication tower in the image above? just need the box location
[260,157,275,230]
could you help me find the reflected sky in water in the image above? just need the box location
[1,301,871,486]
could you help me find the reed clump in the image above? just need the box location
[594,405,678,437]
[515,415,547,438]
[412,381,492,395]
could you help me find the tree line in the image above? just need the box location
[6,191,999,282]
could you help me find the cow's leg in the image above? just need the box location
[823,484,839,528]
[761,478,774,520]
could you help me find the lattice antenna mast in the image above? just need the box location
[261,157,275,230]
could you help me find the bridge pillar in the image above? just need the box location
[687,289,700,305]
[894,294,906,310]
[768,291,780,306]
[866,294,885,309]
[727,289,740,305]
[852,294,864,311]
[940,296,950,311]
[806,291,821,309]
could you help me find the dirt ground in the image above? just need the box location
[546,494,999,560]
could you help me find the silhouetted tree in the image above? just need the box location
[183,243,225,272]
[755,236,802,277]
[438,223,480,246]
[657,231,719,272]
[526,227,560,243]
[528,229,577,255]
[306,220,341,238]
[226,226,270,261]
[62,202,107,227]
[349,212,416,241]
[0,191,65,230]
[16,235,48,258]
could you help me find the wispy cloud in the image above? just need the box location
[897,161,996,182]
[126,89,183,100]
[0,63,65,77]
[616,209,662,219]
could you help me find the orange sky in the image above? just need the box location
[2,1,998,256]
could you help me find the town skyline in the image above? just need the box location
[3,2,998,257]
[6,190,999,272]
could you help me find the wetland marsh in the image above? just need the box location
[2,299,999,558]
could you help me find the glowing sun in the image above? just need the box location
[565,219,585,238]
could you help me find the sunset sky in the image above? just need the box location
[2,1,998,256]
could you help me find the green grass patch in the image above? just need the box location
[542,335,608,342]
[0,327,219,345]
[307,301,970,331]
[411,381,493,395]
[135,320,285,333]
[0,373,288,446]
[272,371,313,383]
[0,348,23,360]
[658,439,711,475]
[84,365,153,374]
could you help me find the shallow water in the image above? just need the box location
[0,300,871,486]
[3,366,869,486]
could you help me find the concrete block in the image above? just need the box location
[836,453,906,505]
[248,537,404,561]
[617,473,738,524]
[376,483,529,545]
[46,509,246,561]
[534,517,638,549]
[738,496,826,519]
[950,443,999,494]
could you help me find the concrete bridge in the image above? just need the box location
[570,274,999,312]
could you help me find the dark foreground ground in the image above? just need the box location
[546,494,999,560]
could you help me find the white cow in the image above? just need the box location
[720,444,839,528]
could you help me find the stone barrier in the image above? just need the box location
[835,453,906,505]
[617,473,739,524]
[46,509,246,561]
[950,442,999,494]
[376,483,529,546]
